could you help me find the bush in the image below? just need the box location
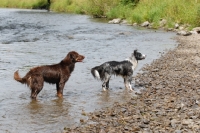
[84,0,120,17]
[32,0,48,9]
[120,0,139,5]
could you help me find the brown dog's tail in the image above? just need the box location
[14,70,26,84]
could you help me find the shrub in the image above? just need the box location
[120,0,139,5]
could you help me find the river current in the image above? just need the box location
[0,8,177,132]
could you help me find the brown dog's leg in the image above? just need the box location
[31,88,42,99]
[56,82,65,98]
[30,76,44,99]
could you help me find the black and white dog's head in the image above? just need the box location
[123,49,146,74]
[133,49,146,60]
[127,49,146,64]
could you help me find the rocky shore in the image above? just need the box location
[64,34,200,133]
[108,18,200,36]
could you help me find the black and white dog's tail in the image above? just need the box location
[91,66,102,80]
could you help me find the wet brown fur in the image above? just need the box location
[14,51,85,99]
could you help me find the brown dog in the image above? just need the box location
[14,51,85,99]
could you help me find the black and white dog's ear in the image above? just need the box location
[134,49,137,53]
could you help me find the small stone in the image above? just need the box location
[141,21,150,27]
[121,20,128,24]
[175,130,182,133]
[179,26,184,30]
[133,23,137,26]
[139,123,148,128]
[175,23,179,29]
[80,119,84,123]
[182,119,193,125]
[99,129,106,133]
[159,19,167,27]
[171,119,178,128]
[143,119,150,124]
[167,28,173,31]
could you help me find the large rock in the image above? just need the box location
[108,18,121,24]
[120,20,128,24]
[141,21,150,27]
[189,30,198,34]
[192,27,200,33]
[159,19,167,27]
[174,23,179,29]
[177,30,192,36]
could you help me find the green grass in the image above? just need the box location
[1,0,200,28]
[130,0,200,28]
[83,0,120,17]
[0,0,48,9]
[106,4,134,20]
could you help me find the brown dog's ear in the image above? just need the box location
[69,53,75,59]
[69,51,78,62]
[68,53,75,62]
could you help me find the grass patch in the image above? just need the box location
[1,0,200,28]
[83,0,120,17]
[131,0,200,27]
[0,0,48,9]
[50,0,87,13]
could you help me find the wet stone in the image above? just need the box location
[143,119,150,124]
[139,123,149,128]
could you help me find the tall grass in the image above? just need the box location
[84,0,119,17]
[0,0,48,9]
[129,0,200,28]
[50,0,86,13]
[106,4,134,20]
[50,0,120,16]
[1,0,200,28]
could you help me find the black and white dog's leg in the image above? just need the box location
[124,77,133,91]
[106,80,110,89]
[102,73,111,91]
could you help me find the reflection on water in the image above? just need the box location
[0,8,177,132]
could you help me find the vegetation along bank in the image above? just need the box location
[1,0,200,31]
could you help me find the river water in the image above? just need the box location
[0,8,177,133]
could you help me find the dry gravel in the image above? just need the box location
[64,34,200,133]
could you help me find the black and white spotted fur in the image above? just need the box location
[91,50,146,91]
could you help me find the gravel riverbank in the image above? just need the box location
[64,34,200,133]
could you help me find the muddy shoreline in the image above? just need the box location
[64,34,200,132]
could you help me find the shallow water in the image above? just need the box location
[0,8,177,132]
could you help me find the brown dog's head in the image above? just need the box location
[66,51,85,63]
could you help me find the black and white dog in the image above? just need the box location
[91,50,146,91]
